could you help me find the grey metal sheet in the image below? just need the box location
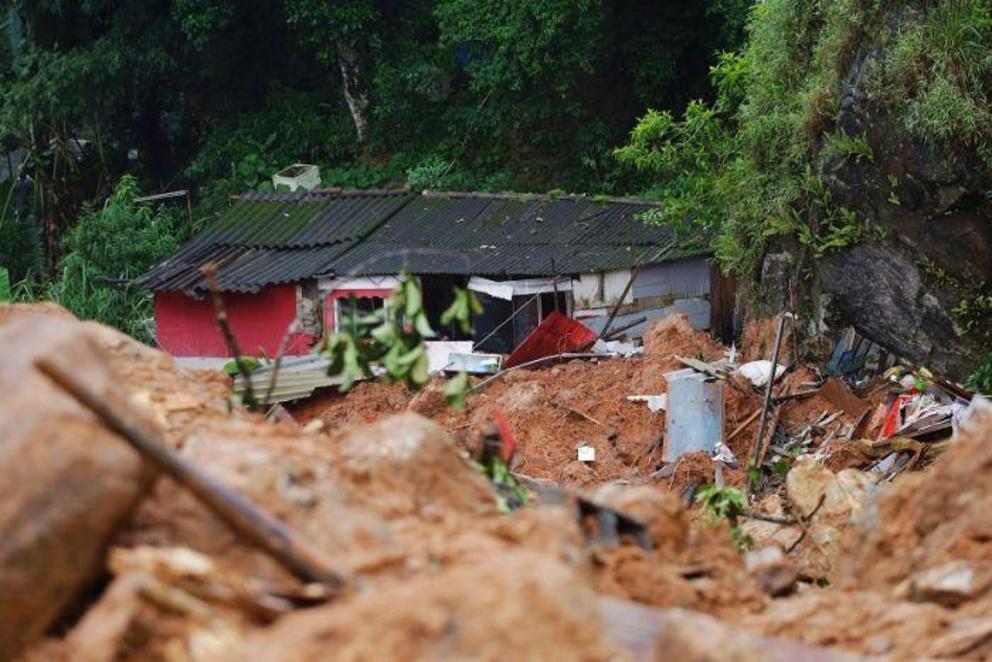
[138,190,710,292]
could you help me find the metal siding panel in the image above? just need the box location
[664,370,724,462]
[631,258,712,300]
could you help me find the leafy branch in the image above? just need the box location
[319,274,481,410]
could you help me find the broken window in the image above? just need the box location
[297,282,322,336]
[335,295,386,333]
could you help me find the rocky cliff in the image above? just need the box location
[763,2,992,379]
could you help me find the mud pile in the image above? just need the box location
[293,313,875,494]
[740,399,992,658]
[293,313,761,490]
[2,305,746,660]
[6,303,985,660]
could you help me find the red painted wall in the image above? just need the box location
[155,285,314,357]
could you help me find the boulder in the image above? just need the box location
[0,318,152,659]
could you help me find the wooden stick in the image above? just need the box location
[470,352,609,393]
[743,510,798,525]
[786,493,826,554]
[603,316,648,341]
[748,313,792,497]
[35,357,346,589]
[726,408,762,443]
[553,401,605,428]
[263,319,302,406]
[772,388,821,403]
[201,263,258,410]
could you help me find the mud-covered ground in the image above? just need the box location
[3,304,988,661]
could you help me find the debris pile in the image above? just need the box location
[740,399,992,658]
[3,303,989,660]
[293,313,753,491]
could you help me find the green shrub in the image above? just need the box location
[48,176,179,342]
[967,354,992,394]
[616,0,991,284]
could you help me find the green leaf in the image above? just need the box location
[404,277,423,318]
[414,312,435,338]
[0,267,10,302]
[409,348,430,385]
[443,370,470,410]
[440,287,477,334]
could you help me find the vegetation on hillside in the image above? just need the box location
[1,0,990,363]
[617,0,992,283]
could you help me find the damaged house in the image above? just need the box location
[136,189,734,364]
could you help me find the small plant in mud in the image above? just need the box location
[695,484,753,551]
[967,354,992,395]
[319,274,481,409]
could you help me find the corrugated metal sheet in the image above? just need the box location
[233,355,350,403]
[504,311,598,369]
[135,189,409,293]
[136,189,709,292]
[136,242,356,294]
[190,191,412,249]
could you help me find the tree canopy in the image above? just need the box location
[0,1,748,266]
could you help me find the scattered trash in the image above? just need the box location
[445,351,503,374]
[712,441,739,468]
[592,338,642,356]
[7,303,986,661]
[627,394,667,412]
[738,360,786,388]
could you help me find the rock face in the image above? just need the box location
[761,3,991,379]
[818,239,986,378]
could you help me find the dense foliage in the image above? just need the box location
[617,0,992,283]
[0,0,746,257]
[3,0,990,362]
[43,176,180,341]
[0,0,750,327]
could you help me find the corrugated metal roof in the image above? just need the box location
[188,190,411,249]
[136,189,707,293]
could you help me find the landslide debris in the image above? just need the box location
[5,303,988,661]
[741,399,992,659]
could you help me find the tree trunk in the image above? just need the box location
[337,43,370,148]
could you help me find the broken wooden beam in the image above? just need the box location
[748,313,793,497]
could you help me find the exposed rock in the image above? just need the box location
[745,546,799,597]
[804,13,992,379]
[817,239,986,379]
[894,561,981,608]
[784,457,877,579]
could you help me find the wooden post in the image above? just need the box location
[747,313,792,497]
